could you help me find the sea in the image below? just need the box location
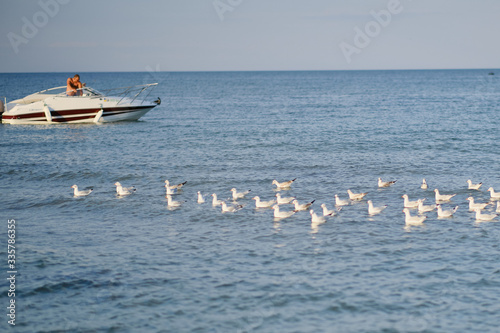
[1,69,499,333]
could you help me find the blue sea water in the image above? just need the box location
[1,69,500,333]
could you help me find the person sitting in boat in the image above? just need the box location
[66,74,86,96]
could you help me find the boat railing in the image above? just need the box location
[53,83,158,105]
[99,83,159,105]
[4,83,159,110]
[54,86,103,98]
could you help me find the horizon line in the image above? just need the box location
[0,67,498,75]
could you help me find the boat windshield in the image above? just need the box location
[39,87,67,95]
[52,87,104,97]
[77,87,103,97]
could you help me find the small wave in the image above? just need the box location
[24,195,72,209]
[25,278,95,296]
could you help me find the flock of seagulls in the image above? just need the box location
[400,179,500,224]
[71,177,500,226]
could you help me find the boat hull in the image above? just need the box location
[2,105,156,124]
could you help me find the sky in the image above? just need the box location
[0,0,499,72]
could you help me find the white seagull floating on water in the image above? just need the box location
[221,201,243,213]
[165,180,187,190]
[347,189,367,201]
[335,194,349,207]
[403,208,426,225]
[436,204,458,218]
[211,193,224,207]
[272,205,296,219]
[275,193,295,205]
[165,184,176,195]
[114,182,136,196]
[434,189,456,202]
[292,199,315,211]
[421,178,428,190]
[466,197,489,212]
[417,199,436,214]
[402,194,419,209]
[487,187,500,201]
[230,188,251,200]
[474,208,498,222]
[310,210,326,224]
[272,178,296,190]
[467,179,482,190]
[367,200,387,216]
[166,194,183,208]
[197,191,205,204]
[71,184,93,197]
[252,196,276,209]
[378,178,396,188]
[320,203,340,216]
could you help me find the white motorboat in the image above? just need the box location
[1,83,160,124]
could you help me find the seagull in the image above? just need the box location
[275,193,295,205]
[402,194,419,208]
[71,184,93,197]
[320,203,340,216]
[436,204,458,218]
[211,193,224,206]
[487,187,500,201]
[347,189,367,201]
[310,210,326,224]
[166,194,182,208]
[378,178,396,188]
[165,184,176,195]
[496,201,500,213]
[434,189,456,202]
[230,188,251,200]
[197,191,205,204]
[467,179,483,190]
[165,180,187,190]
[221,201,244,213]
[403,208,426,225]
[114,182,136,196]
[474,208,498,222]
[367,200,387,216]
[292,199,315,211]
[272,205,296,219]
[335,194,350,206]
[272,178,296,190]
[466,197,489,212]
[417,199,436,213]
[421,178,428,190]
[252,196,276,209]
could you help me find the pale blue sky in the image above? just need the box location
[1,0,499,72]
